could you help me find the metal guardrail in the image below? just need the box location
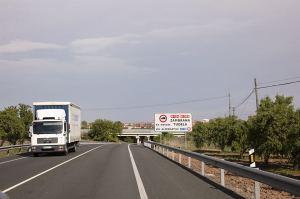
[144,141,300,197]
[0,144,30,154]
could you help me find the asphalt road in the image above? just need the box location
[0,143,238,199]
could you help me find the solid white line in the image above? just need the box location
[128,144,148,199]
[3,145,104,193]
[0,157,28,165]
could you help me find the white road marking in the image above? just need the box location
[0,157,28,165]
[3,145,104,193]
[128,144,148,199]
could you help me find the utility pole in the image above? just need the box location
[254,78,259,111]
[228,92,232,116]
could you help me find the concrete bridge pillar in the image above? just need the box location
[136,136,140,144]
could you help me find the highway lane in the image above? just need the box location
[1,143,239,199]
[1,144,140,199]
[0,144,103,192]
[130,145,236,199]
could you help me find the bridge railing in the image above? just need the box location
[144,141,300,198]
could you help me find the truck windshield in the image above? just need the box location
[33,121,63,134]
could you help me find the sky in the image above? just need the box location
[0,0,299,122]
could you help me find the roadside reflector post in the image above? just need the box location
[179,154,182,164]
[163,147,165,155]
[249,149,260,199]
[188,156,191,169]
[249,149,256,168]
[201,162,205,176]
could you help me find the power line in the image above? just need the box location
[257,80,300,89]
[259,76,300,85]
[235,89,254,109]
[84,95,228,111]
[234,79,300,110]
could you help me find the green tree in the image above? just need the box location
[191,121,209,148]
[209,116,236,151]
[81,121,89,129]
[231,120,249,159]
[0,122,6,146]
[18,104,33,142]
[88,119,122,142]
[286,109,300,170]
[0,107,25,145]
[248,95,296,164]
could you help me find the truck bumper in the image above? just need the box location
[31,145,66,153]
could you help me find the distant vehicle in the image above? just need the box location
[29,102,81,156]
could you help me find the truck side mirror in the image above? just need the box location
[29,126,33,137]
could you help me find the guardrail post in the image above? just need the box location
[167,148,169,157]
[188,157,191,169]
[201,162,205,176]
[179,154,182,164]
[221,168,225,187]
[254,168,260,199]
[7,149,10,156]
[172,151,175,161]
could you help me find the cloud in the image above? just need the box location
[0,40,64,53]
[71,34,140,54]
[70,20,253,55]
[0,55,155,76]
[146,19,254,39]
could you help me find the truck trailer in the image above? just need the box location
[30,102,81,156]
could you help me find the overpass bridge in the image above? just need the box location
[119,129,185,143]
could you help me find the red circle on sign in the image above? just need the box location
[159,115,167,123]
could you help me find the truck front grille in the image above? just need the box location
[37,138,58,144]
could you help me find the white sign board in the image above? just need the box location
[155,113,192,132]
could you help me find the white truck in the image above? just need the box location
[30,102,81,156]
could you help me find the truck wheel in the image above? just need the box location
[33,153,39,157]
[63,146,68,155]
[69,144,76,152]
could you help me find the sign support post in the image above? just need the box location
[185,132,187,150]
